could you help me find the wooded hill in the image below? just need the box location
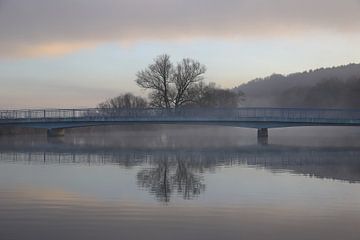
[234,63,360,108]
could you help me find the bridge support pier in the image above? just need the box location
[47,128,65,137]
[257,128,268,145]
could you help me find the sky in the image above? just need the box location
[1,0,360,108]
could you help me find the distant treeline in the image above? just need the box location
[98,84,245,110]
[99,54,245,109]
[235,63,360,108]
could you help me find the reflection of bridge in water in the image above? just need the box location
[1,146,360,202]
[1,108,360,142]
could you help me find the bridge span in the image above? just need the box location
[0,108,359,141]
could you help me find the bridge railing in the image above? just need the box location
[0,108,359,122]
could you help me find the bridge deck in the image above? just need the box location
[0,108,360,129]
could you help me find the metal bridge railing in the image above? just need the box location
[0,108,359,123]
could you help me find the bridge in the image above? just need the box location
[0,108,359,141]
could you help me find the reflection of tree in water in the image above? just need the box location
[2,143,360,199]
[137,154,205,202]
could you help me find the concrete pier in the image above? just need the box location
[257,128,268,145]
[47,128,65,137]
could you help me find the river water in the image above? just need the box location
[0,126,360,240]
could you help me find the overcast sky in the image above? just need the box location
[1,0,360,108]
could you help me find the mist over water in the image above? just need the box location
[1,126,360,240]
[4,125,359,147]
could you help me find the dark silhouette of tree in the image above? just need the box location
[172,58,206,107]
[136,54,173,108]
[188,82,245,107]
[136,54,206,108]
[98,93,148,109]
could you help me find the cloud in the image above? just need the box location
[1,0,360,58]
[0,41,98,58]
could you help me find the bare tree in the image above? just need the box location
[173,58,206,107]
[136,54,173,108]
[135,54,245,108]
[135,54,206,108]
[98,93,148,109]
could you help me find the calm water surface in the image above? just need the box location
[0,126,360,240]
